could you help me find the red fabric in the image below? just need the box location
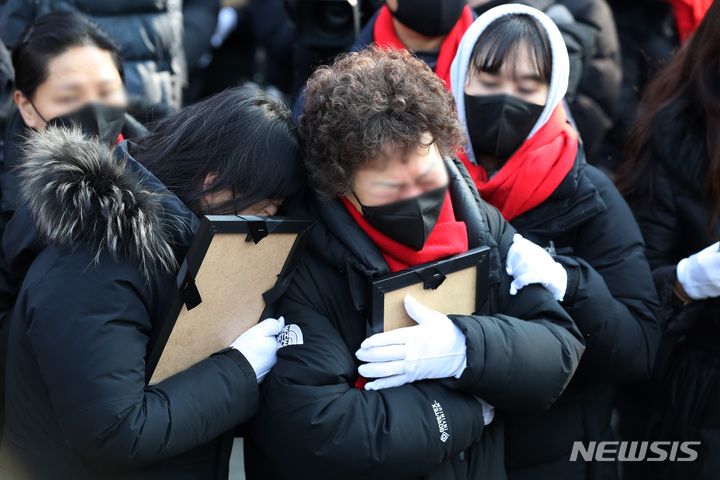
[117,133,124,144]
[372,5,475,89]
[341,190,468,273]
[355,375,368,390]
[665,0,712,42]
[460,103,578,221]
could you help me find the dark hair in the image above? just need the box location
[468,14,552,84]
[12,10,124,100]
[135,86,305,217]
[615,1,720,225]
[299,46,466,201]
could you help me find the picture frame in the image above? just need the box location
[145,215,315,384]
[368,246,491,333]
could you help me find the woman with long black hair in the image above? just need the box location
[616,2,720,477]
[0,84,305,479]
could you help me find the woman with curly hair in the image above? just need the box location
[449,5,660,479]
[242,46,584,480]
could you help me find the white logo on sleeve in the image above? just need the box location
[278,324,304,348]
[432,401,450,442]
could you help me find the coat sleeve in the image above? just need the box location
[23,251,259,470]
[442,205,585,412]
[631,161,705,334]
[248,263,488,480]
[552,167,661,383]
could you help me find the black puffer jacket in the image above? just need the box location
[0,0,219,110]
[243,157,584,480]
[626,102,720,479]
[0,128,258,479]
[0,110,148,444]
[502,148,661,479]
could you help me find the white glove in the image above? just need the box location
[475,396,495,425]
[230,317,284,383]
[506,234,567,302]
[677,242,720,300]
[355,295,467,390]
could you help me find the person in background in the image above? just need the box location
[0,40,13,141]
[598,0,678,176]
[352,0,474,86]
[0,37,14,444]
[0,9,147,446]
[0,0,219,113]
[450,5,660,478]
[469,0,621,165]
[291,0,475,121]
[244,46,584,480]
[615,2,720,477]
[0,85,304,479]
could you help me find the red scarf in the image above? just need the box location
[372,5,475,88]
[665,0,712,42]
[461,104,578,221]
[341,191,468,273]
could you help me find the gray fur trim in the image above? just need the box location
[17,125,178,278]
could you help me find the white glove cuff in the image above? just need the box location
[676,257,703,300]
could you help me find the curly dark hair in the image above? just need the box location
[298,46,466,201]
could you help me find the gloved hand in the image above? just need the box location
[230,317,284,383]
[506,234,567,301]
[355,295,467,390]
[677,242,720,300]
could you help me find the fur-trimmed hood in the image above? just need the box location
[12,125,196,279]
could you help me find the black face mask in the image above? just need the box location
[390,0,466,37]
[354,185,447,251]
[464,93,544,161]
[44,102,126,146]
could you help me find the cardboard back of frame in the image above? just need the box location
[369,246,491,333]
[146,216,313,384]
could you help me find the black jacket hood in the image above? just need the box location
[4,125,198,280]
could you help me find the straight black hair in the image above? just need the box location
[12,10,124,100]
[134,86,305,217]
[468,14,552,84]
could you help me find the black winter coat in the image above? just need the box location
[243,157,585,480]
[626,102,720,479]
[502,149,661,479]
[0,110,148,444]
[0,128,258,479]
[0,0,219,110]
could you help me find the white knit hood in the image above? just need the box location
[450,4,570,165]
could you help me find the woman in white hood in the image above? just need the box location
[451,5,661,480]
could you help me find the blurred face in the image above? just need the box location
[14,45,126,129]
[465,47,549,106]
[346,133,449,211]
[202,174,283,216]
[240,199,282,216]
